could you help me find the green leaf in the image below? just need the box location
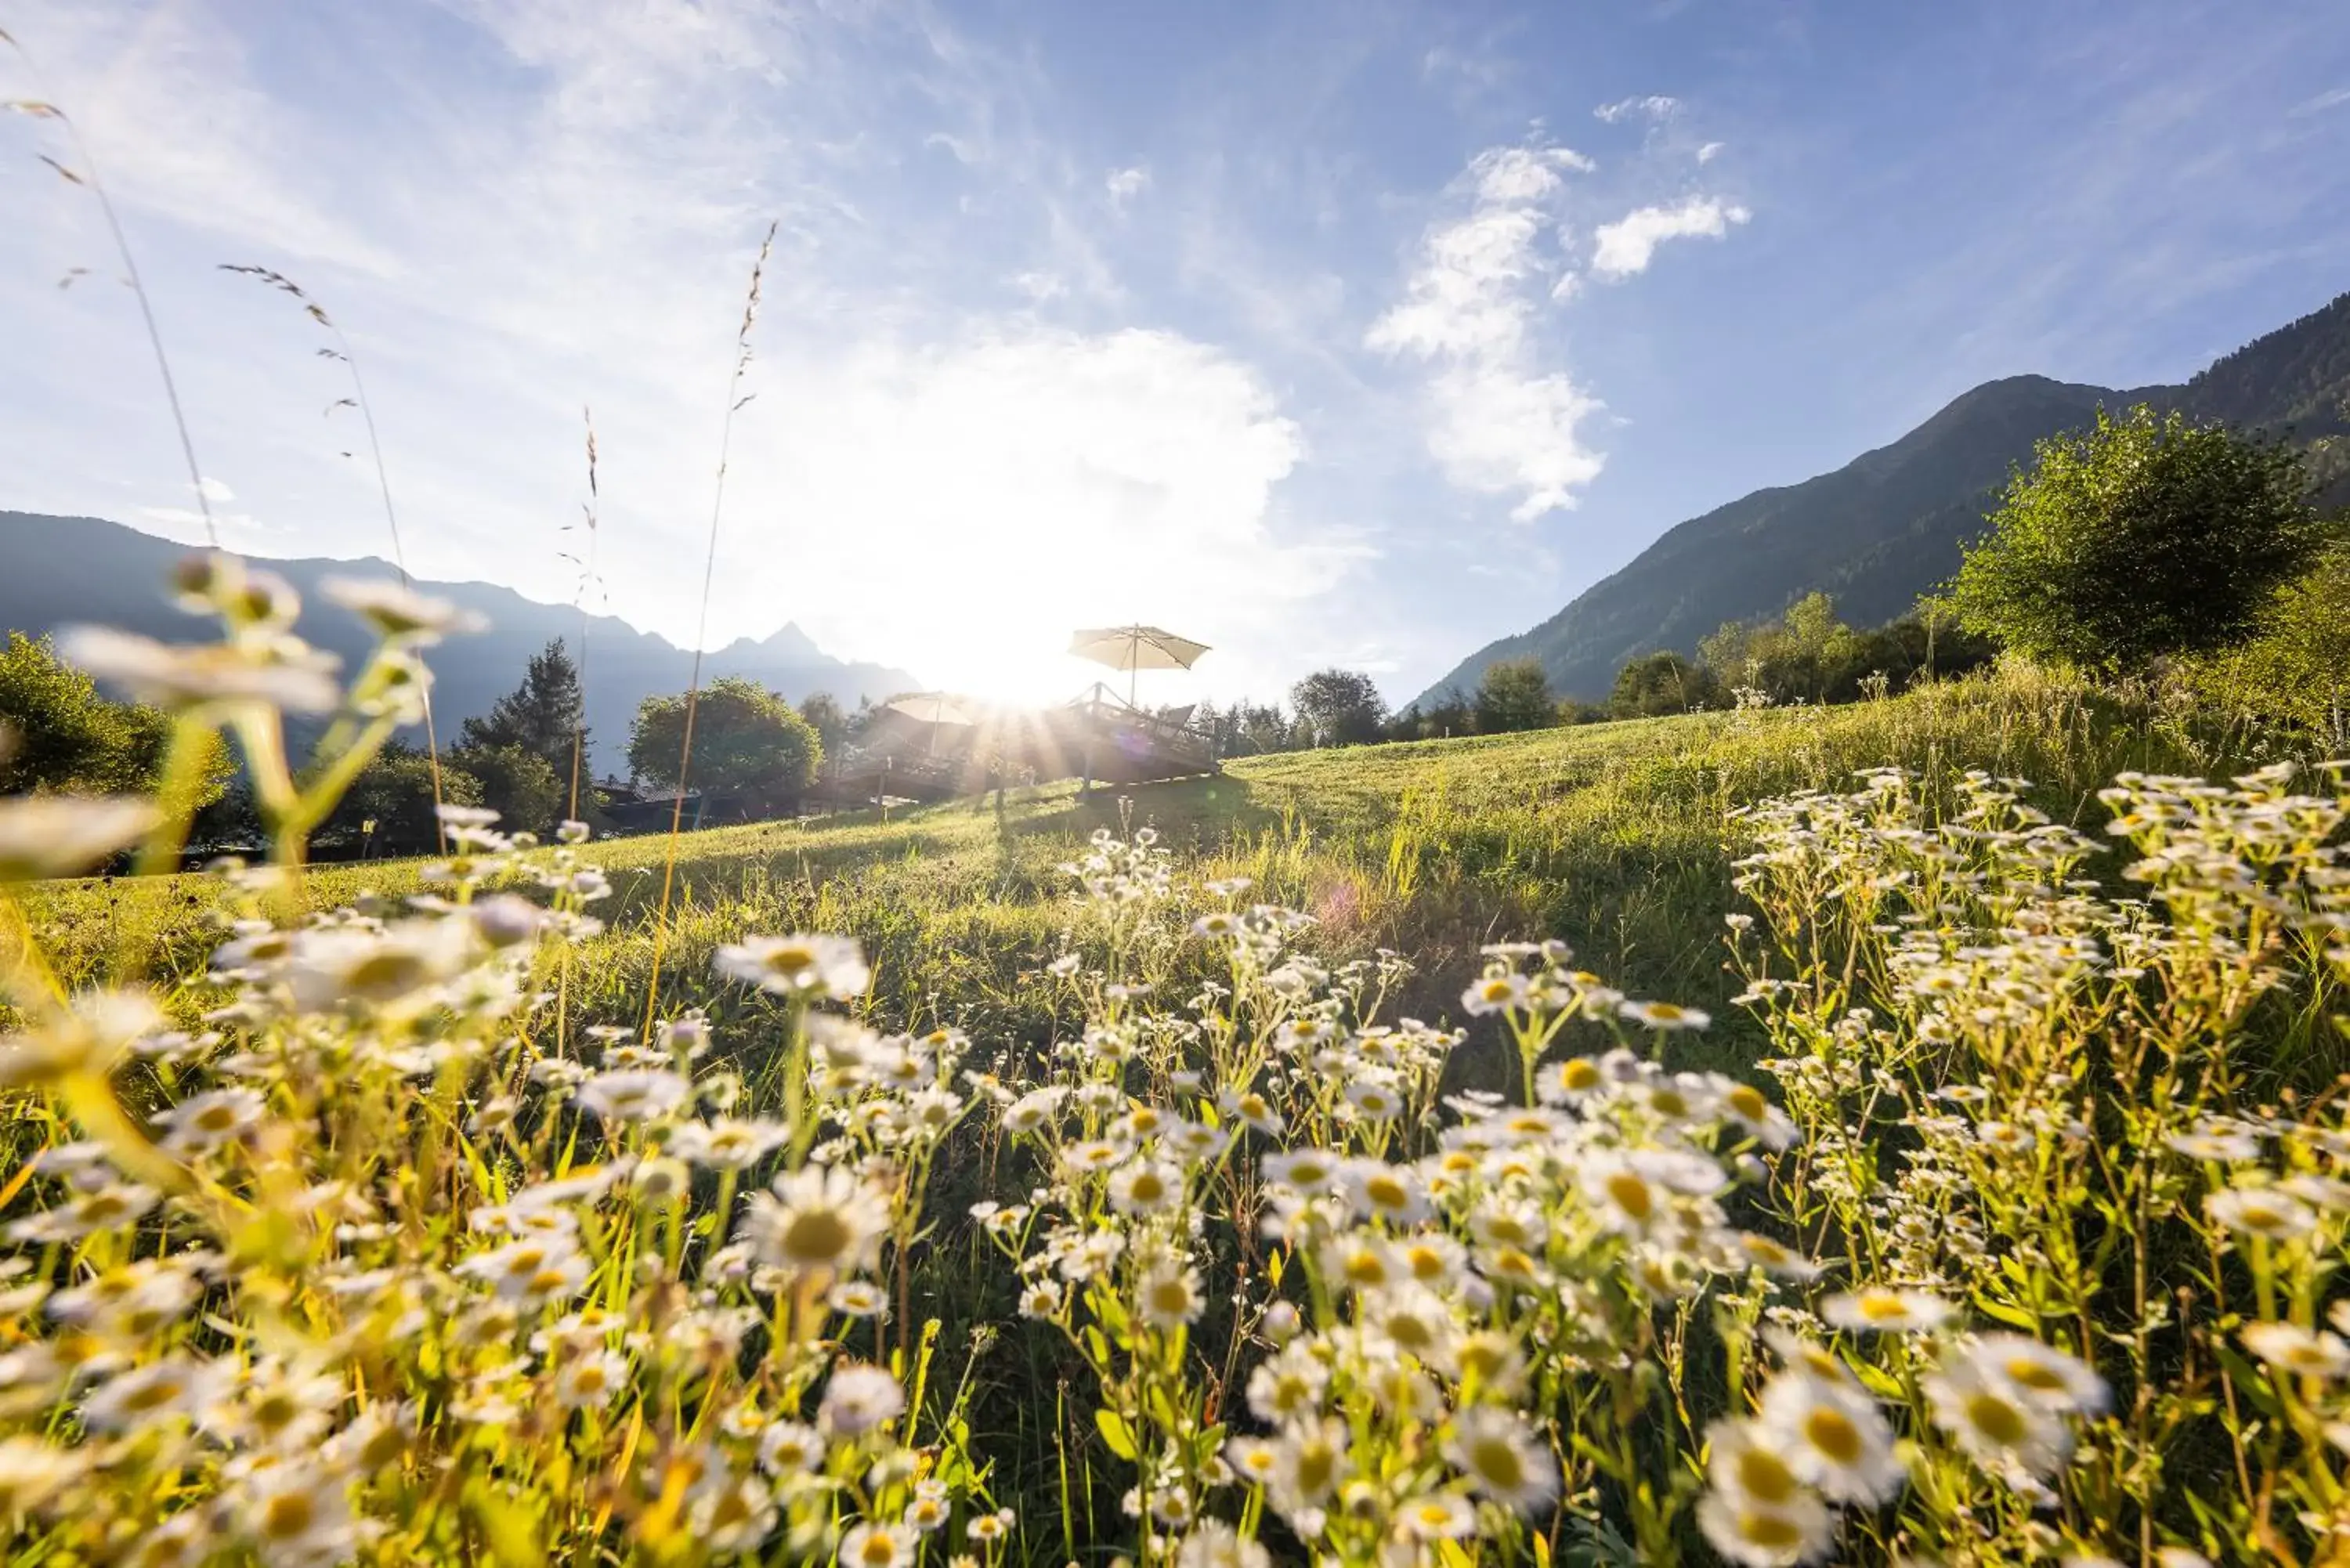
[1094,1407,1138,1461]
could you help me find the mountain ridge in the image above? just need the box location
[1416,290,2350,708]
[0,511,917,772]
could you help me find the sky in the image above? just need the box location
[4,1,2348,706]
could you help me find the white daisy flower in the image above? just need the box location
[1443,1406,1559,1512]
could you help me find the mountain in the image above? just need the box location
[0,511,917,772]
[1418,290,2350,707]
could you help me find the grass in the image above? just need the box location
[14,666,2236,1081]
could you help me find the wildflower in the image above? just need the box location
[321,576,483,642]
[1226,1436,1281,1485]
[819,1364,906,1435]
[1263,1149,1345,1195]
[0,989,164,1089]
[1173,1520,1270,1568]
[670,1116,790,1169]
[2241,1322,2350,1380]
[713,934,870,1001]
[575,1068,692,1124]
[551,1349,627,1408]
[1696,1486,1835,1568]
[1729,1233,1822,1280]
[62,625,341,714]
[9,1182,161,1245]
[1620,999,1712,1031]
[1925,1353,2073,1478]
[1108,1160,1184,1216]
[2206,1187,2319,1241]
[1138,1260,1206,1327]
[455,1236,590,1305]
[1822,1287,1954,1335]
[1538,1055,1609,1104]
[837,1521,913,1568]
[2167,1129,2261,1162]
[1462,972,1530,1015]
[81,1356,232,1433]
[686,1469,776,1553]
[152,1087,267,1156]
[1396,1492,1477,1541]
[230,1462,363,1566]
[1755,1373,1904,1505]
[738,1165,890,1278]
[1969,1334,2110,1412]
[1246,1343,1331,1423]
[1444,1407,1559,1512]
[0,796,159,882]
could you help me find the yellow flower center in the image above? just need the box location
[1734,1446,1799,1505]
[1606,1172,1654,1221]
[260,1491,315,1541]
[1804,1407,1864,1465]
[1965,1391,2030,1446]
[782,1208,853,1265]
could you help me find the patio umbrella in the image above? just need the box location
[884,692,980,726]
[1068,625,1210,706]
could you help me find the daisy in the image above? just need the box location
[819,1364,906,1436]
[1263,1149,1345,1195]
[1444,1407,1559,1512]
[551,1349,627,1409]
[81,1356,230,1433]
[669,1117,790,1169]
[1925,1353,2073,1478]
[828,1280,891,1318]
[712,933,871,1002]
[456,1237,590,1306]
[1173,1519,1270,1568]
[1971,1334,2110,1412]
[1225,1436,1281,1486]
[2242,1322,2350,1380]
[1821,1287,1954,1335]
[573,1069,692,1124]
[1696,1487,1835,1568]
[1755,1372,1904,1505]
[736,1165,890,1278]
[1462,972,1531,1016]
[1108,1160,1184,1216]
[1269,1414,1351,1519]
[1137,1261,1206,1327]
[757,1421,823,1476]
[231,1462,364,1566]
[1395,1491,1477,1541]
[2207,1187,2319,1241]
[1619,999,1712,1031]
[0,797,159,883]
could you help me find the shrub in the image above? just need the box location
[627,676,821,803]
[0,630,232,803]
[1473,658,1556,733]
[1952,403,2330,671]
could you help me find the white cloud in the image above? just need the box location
[1594,95,1679,124]
[1367,143,1604,521]
[195,475,235,502]
[1590,196,1750,278]
[1105,165,1151,207]
[1697,140,1726,164]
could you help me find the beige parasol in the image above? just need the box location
[1068,625,1211,706]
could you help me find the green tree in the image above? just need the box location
[2189,541,2350,747]
[1473,659,1556,733]
[797,692,850,758]
[1952,405,2329,671]
[459,638,589,782]
[627,677,821,802]
[1609,652,1722,718]
[450,742,563,835]
[1289,669,1386,747]
[322,741,484,857]
[0,630,232,800]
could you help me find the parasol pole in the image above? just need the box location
[1129,626,1139,709]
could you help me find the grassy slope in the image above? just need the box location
[14,669,2225,1077]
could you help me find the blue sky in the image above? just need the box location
[4,1,2346,704]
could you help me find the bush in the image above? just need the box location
[2184,540,2350,749]
[1952,403,2330,671]
[0,630,232,802]
[1609,650,1723,717]
[628,676,821,803]
[1473,659,1556,734]
[319,739,484,856]
[1289,668,1386,746]
[450,742,566,836]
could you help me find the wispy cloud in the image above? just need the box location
[1590,195,1749,278]
[1594,94,1678,123]
[1104,166,1151,208]
[1367,144,1604,521]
